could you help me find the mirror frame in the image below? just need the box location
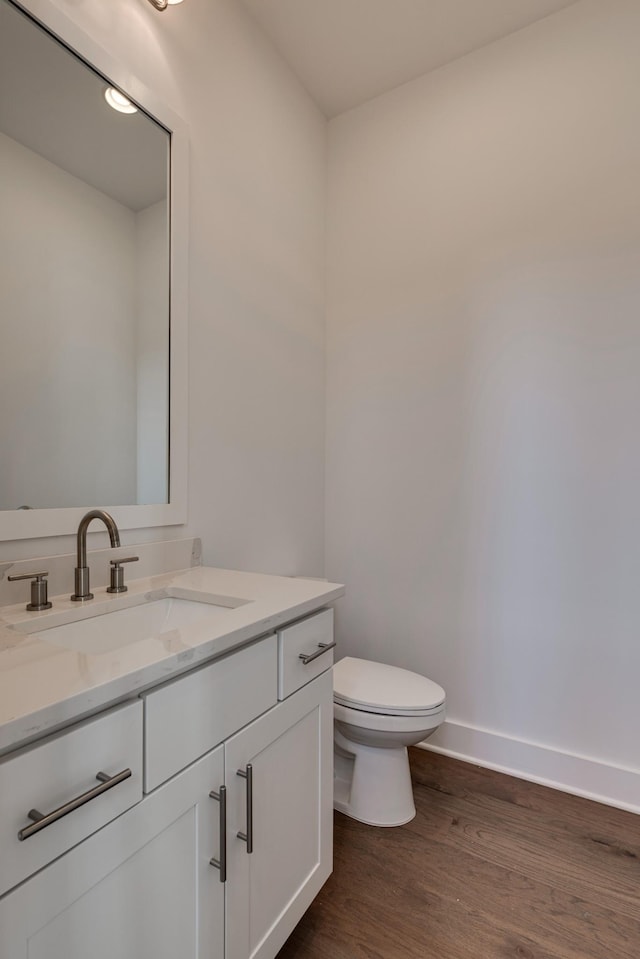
[1,0,188,541]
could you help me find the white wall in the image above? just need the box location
[326,0,640,806]
[0,131,137,510]
[0,0,327,576]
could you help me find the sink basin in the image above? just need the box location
[29,597,244,655]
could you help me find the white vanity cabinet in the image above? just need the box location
[225,668,333,959]
[0,608,334,959]
[0,700,143,896]
[0,745,226,959]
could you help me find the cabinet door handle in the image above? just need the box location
[17,768,132,841]
[236,763,253,854]
[298,641,336,665]
[209,785,227,882]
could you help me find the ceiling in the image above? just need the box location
[241,0,580,118]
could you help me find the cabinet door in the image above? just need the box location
[225,669,333,959]
[0,746,225,959]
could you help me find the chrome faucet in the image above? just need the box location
[70,509,121,601]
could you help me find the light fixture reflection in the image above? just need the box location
[104,87,138,115]
[147,0,184,9]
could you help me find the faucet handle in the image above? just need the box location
[107,557,139,594]
[8,571,53,611]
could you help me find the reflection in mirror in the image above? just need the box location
[0,0,170,511]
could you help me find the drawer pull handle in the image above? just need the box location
[17,768,132,841]
[298,641,337,666]
[209,785,227,882]
[236,763,253,854]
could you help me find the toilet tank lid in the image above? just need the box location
[333,657,445,713]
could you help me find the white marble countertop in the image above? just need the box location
[0,565,344,755]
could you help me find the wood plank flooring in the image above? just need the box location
[277,749,640,959]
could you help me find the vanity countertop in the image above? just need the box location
[0,566,344,755]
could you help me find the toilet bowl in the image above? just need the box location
[333,657,446,827]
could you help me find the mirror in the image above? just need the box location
[0,0,188,540]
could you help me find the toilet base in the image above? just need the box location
[333,727,416,827]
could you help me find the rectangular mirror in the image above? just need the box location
[0,0,188,540]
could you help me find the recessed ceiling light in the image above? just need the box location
[104,87,138,115]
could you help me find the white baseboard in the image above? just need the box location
[417,719,640,815]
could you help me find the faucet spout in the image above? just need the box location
[71,509,121,602]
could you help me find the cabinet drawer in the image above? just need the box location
[143,634,278,792]
[277,608,334,700]
[0,700,142,897]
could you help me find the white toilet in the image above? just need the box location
[333,657,446,827]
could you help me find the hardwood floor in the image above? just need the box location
[277,749,640,959]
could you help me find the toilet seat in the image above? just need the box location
[334,700,445,734]
[333,657,445,717]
